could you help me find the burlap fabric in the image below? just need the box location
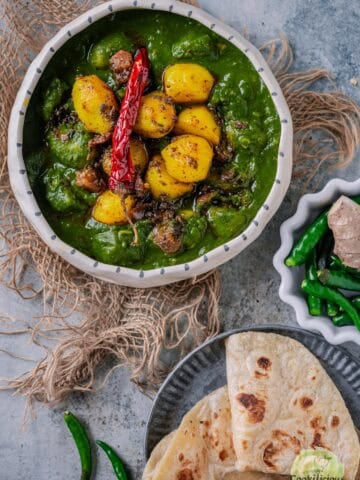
[0,0,359,406]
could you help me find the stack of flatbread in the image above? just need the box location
[143,332,360,480]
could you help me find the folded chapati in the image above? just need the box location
[143,387,238,479]
[143,386,288,480]
[144,332,360,479]
[226,332,360,479]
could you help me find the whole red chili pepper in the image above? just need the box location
[109,48,150,191]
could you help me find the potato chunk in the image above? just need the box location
[161,135,213,183]
[72,75,118,134]
[146,155,193,200]
[134,92,176,138]
[163,63,215,103]
[92,190,134,224]
[129,138,149,173]
[101,139,148,176]
[174,106,221,145]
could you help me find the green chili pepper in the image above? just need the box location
[64,412,92,480]
[301,280,360,330]
[329,255,360,278]
[286,196,360,268]
[285,212,328,267]
[305,253,322,316]
[330,296,360,327]
[352,296,360,309]
[317,269,360,291]
[326,302,339,317]
[332,313,354,327]
[96,440,128,480]
[317,233,334,270]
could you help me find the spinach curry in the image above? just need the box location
[23,10,280,270]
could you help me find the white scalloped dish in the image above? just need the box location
[273,178,360,345]
[8,0,292,287]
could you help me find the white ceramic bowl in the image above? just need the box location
[273,178,360,345]
[8,0,292,287]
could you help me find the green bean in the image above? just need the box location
[317,269,360,291]
[64,412,92,480]
[301,280,360,329]
[305,253,322,316]
[96,440,128,480]
[326,302,339,317]
[285,212,328,267]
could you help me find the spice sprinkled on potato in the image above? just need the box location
[92,190,134,224]
[134,91,176,139]
[146,154,193,199]
[174,105,221,145]
[101,139,148,177]
[163,63,215,103]
[72,75,118,134]
[161,134,213,183]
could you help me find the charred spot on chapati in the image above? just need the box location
[219,449,228,461]
[299,396,314,410]
[257,356,272,370]
[176,468,194,480]
[262,431,301,469]
[311,432,327,449]
[263,442,277,469]
[331,415,340,427]
[310,416,325,430]
[236,393,266,423]
[272,430,301,451]
[309,416,328,449]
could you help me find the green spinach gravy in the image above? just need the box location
[23,10,280,270]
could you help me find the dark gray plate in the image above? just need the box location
[145,325,360,458]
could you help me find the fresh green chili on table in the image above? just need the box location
[301,280,360,330]
[96,440,128,480]
[64,412,92,480]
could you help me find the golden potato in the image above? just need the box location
[72,75,118,134]
[174,106,221,145]
[129,138,148,173]
[100,147,112,176]
[146,154,193,200]
[161,135,213,183]
[92,190,134,224]
[101,139,148,176]
[163,63,215,103]
[134,91,176,139]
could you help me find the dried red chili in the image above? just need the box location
[109,47,150,191]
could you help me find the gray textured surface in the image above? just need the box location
[0,1,359,479]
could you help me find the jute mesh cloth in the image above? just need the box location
[0,0,359,406]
